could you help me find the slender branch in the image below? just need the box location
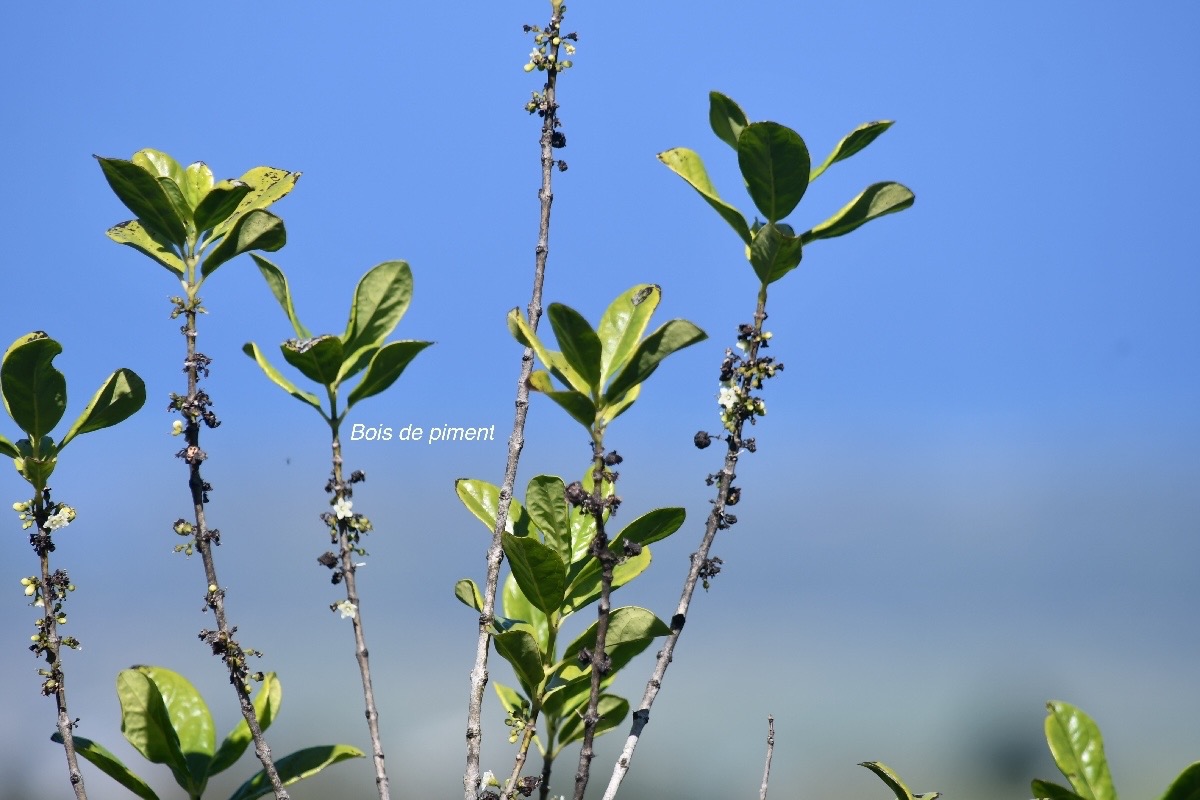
[601,296,774,800]
[464,6,567,799]
[177,301,289,800]
[329,434,391,800]
[759,714,775,800]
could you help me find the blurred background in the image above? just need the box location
[1,2,1197,798]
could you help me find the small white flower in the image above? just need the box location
[333,498,353,519]
[44,506,75,531]
[171,420,184,436]
[335,599,357,619]
[717,382,739,411]
[735,340,748,352]
[482,770,499,788]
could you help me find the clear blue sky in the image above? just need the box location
[2,3,1198,799]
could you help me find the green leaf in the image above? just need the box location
[738,121,810,223]
[242,342,325,416]
[455,478,531,537]
[195,180,253,234]
[503,534,567,616]
[133,666,215,792]
[59,368,145,450]
[182,161,215,210]
[0,433,17,459]
[280,335,344,387]
[810,120,894,181]
[612,507,685,550]
[132,149,187,188]
[1044,701,1116,800]
[1033,780,1088,800]
[105,220,185,275]
[156,177,194,235]
[526,475,571,565]
[547,303,602,391]
[346,340,432,411]
[709,91,749,150]
[211,673,282,777]
[657,147,751,244]
[96,155,188,245]
[10,435,57,489]
[801,182,915,244]
[1160,763,1200,800]
[528,371,597,430]
[556,606,669,681]
[749,221,804,285]
[342,261,414,370]
[454,578,484,612]
[563,544,651,615]
[556,694,629,748]
[493,682,530,717]
[226,744,363,800]
[859,761,939,800]
[597,384,641,429]
[202,209,286,277]
[603,319,707,404]
[210,166,300,242]
[508,309,591,394]
[250,255,311,339]
[597,284,659,388]
[2,332,67,441]
[502,572,551,651]
[51,734,160,800]
[493,629,545,699]
[117,669,193,794]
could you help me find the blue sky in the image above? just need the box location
[2,3,1198,799]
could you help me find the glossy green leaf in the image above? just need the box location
[51,734,159,800]
[508,309,590,394]
[860,761,939,800]
[10,435,57,489]
[612,507,685,550]
[280,335,343,387]
[563,544,651,615]
[528,370,596,429]
[96,155,187,245]
[597,284,659,388]
[226,744,364,800]
[603,319,707,403]
[526,475,571,565]
[346,340,432,410]
[250,255,311,339]
[493,629,545,699]
[211,673,282,776]
[1033,780,1087,800]
[0,433,17,459]
[59,368,145,449]
[709,91,749,150]
[117,669,192,793]
[454,578,484,612]
[1044,701,1115,800]
[557,606,669,680]
[556,694,629,748]
[503,534,567,616]
[810,120,894,181]
[657,147,751,244]
[242,342,325,415]
[132,149,187,189]
[548,303,602,391]
[738,121,810,223]
[749,221,804,285]
[212,165,300,237]
[2,332,67,441]
[182,161,215,210]
[597,384,640,429]
[105,220,185,275]
[502,573,550,651]
[801,182,915,243]
[1160,763,1200,800]
[195,180,253,234]
[455,478,531,537]
[342,261,414,365]
[156,177,194,235]
[202,209,286,277]
[133,666,215,791]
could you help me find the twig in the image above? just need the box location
[463,5,567,798]
[759,715,775,800]
[601,296,773,800]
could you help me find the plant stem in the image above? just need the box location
[600,295,770,800]
[463,5,567,799]
[759,714,775,800]
[179,302,289,800]
[329,434,391,800]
